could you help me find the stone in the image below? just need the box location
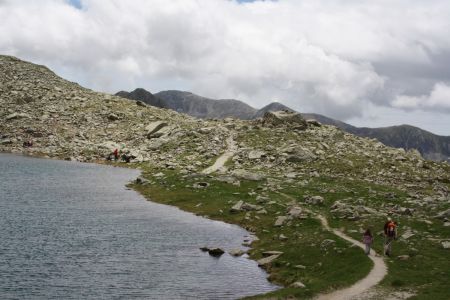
[145,121,168,138]
[257,254,281,266]
[241,203,263,211]
[5,112,31,120]
[107,113,119,121]
[320,239,336,248]
[229,249,246,257]
[435,209,450,219]
[135,176,150,185]
[287,206,303,218]
[397,255,410,260]
[0,139,13,145]
[230,200,244,213]
[279,234,288,241]
[401,231,415,240]
[304,195,324,205]
[248,150,266,160]
[442,241,450,249]
[261,111,307,129]
[231,169,265,181]
[262,251,283,257]
[274,216,288,227]
[295,265,306,269]
[307,119,321,126]
[208,248,225,257]
[193,182,210,189]
[286,147,317,163]
[290,281,306,288]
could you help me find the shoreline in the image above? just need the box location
[0,151,279,299]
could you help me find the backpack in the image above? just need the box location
[387,222,396,237]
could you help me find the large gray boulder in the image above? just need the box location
[261,110,307,129]
[146,121,168,138]
[231,169,266,181]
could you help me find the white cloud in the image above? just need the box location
[0,0,450,127]
[393,82,450,112]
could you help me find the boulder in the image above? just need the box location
[290,281,306,288]
[229,249,246,257]
[304,195,324,205]
[282,146,317,162]
[145,121,168,138]
[208,248,225,257]
[257,254,281,266]
[435,209,450,220]
[397,255,410,260]
[261,111,307,129]
[442,241,450,249]
[231,169,265,181]
[241,203,263,211]
[135,176,150,185]
[5,112,31,120]
[230,200,244,213]
[107,113,119,121]
[262,251,283,257]
[248,150,266,160]
[287,206,303,218]
[274,216,288,227]
[193,182,210,189]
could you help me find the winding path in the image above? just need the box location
[277,193,388,300]
[314,215,387,300]
[202,134,237,174]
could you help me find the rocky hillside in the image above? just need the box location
[1,54,448,203]
[117,88,450,162]
[1,55,450,299]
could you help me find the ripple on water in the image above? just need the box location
[0,154,278,299]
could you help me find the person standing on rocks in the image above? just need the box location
[383,217,397,256]
[362,228,374,255]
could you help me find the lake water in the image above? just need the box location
[0,154,277,299]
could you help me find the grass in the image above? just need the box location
[129,165,450,299]
[130,167,374,299]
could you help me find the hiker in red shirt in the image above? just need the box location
[383,217,397,256]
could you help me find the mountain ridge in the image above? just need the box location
[116,88,450,162]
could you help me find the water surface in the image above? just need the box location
[0,154,277,299]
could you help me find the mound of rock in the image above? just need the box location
[260,110,307,129]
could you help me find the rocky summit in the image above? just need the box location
[1,55,450,299]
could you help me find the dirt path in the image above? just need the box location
[201,134,237,175]
[314,215,388,300]
[277,192,388,300]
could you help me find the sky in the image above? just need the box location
[0,0,449,135]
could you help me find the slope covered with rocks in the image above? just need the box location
[1,55,450,299]
[117,88,450,162]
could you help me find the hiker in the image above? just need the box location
[113,148,119,161]
[121,153,131,163]
[383,217,397,256]
[362,228,374,255]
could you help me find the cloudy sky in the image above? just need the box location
[1,0,449,135]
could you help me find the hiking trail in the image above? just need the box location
[278,193,388,300]
[201,133,237,174]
